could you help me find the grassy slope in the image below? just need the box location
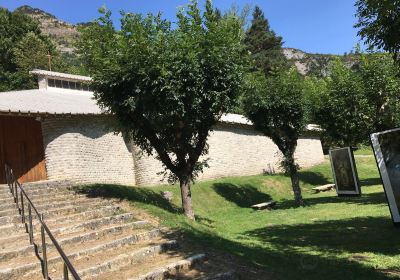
[80,155,400,280]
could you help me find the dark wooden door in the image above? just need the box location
[0,116,47,183]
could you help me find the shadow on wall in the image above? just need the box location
[41,116,114,149]
[75,184,181,214]
[212,183,272,207]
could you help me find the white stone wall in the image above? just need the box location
[41,116,136,185]
[134,123,325,186]
[41,116,324,187]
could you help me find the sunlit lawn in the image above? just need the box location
[79,154,400,280]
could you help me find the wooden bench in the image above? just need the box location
[251,201,276,210]
[312,184,335,193]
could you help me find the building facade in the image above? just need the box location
[0,70,324,186]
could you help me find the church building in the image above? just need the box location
[0,70,325,186]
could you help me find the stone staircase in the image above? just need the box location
[0,181,237,280]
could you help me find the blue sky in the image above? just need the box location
[1,0,362,55]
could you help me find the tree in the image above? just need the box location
[358,53,400,132]
[355,0,400,60]
[244,6,288,75]
[76,1,246,220]
[314,59,367,147]
[314,54,400,146]
[242,69,306,205]
[0,8,60,91]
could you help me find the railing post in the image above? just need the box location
[10,177,14,197]
[41,214,48,280]
[28,204,33,244]
[63,263,69,280]
[20,191,25,223]
[15,182,19,209]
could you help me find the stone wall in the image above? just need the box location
[41,116,324,187]
[41,116,136,185]
[134,123,325,186]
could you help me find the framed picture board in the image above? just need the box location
[329,147,361,196]
[371,128,400,225]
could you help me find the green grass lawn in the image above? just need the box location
[354,145,374,156]
[79,155,400,280]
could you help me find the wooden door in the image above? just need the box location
[0,116,47,183]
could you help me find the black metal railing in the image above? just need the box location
[4,164,81,280]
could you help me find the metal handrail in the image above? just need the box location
[4,164,81,280]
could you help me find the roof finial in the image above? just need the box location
[46,52,52,71]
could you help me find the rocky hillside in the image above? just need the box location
[283,48,360,77]
[15,5,80,54]
[15,5,357,76]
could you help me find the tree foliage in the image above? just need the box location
[314,54,400,146]
[242,69,307,205]
[0,8,62,91]
[355,0,400,60]
[76,1,246,219]
[244,6,288,75]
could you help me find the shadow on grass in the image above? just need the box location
[299,171,331,186]
[180,217,396,280]
[212,183,272,208]
[75,184,181,214]
[277,191,387,210]
[243,216,400,257]
[360,178,383,187]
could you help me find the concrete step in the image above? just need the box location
[78,241,178,280]
[0,187,69,201]
[0,210,130,250]
[0,205,121,241]
[35,212,135,235]
[0,185,68,197]
[0,220,147,262]
[128,254,206,280]
[0,195,106,212]
[0,192,87,207]
[0,182,73,198]
[3,227,163,280]
[0,201,119,227]
[0,199,110,221]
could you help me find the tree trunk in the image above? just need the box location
[290,168,304,206]
[179,176,195,220]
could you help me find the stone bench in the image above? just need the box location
[251,201,276,210]
[312,184,335,193]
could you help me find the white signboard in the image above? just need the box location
[371,128,400,224]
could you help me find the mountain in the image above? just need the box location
[283,48,360,77]
[14,5,357,76]
[15,5,80,54]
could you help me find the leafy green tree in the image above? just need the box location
[0,8,60,91]
[76,1,246,220]
[358,53,400,132]
[244,6,288,75]
[314,60,366,146]
[314,54,400,146]
[302,76,328,123]
[243,69,306,205]
[355,0,400,60]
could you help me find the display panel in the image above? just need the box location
[371,128,400,224]
[329,147,361,196]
